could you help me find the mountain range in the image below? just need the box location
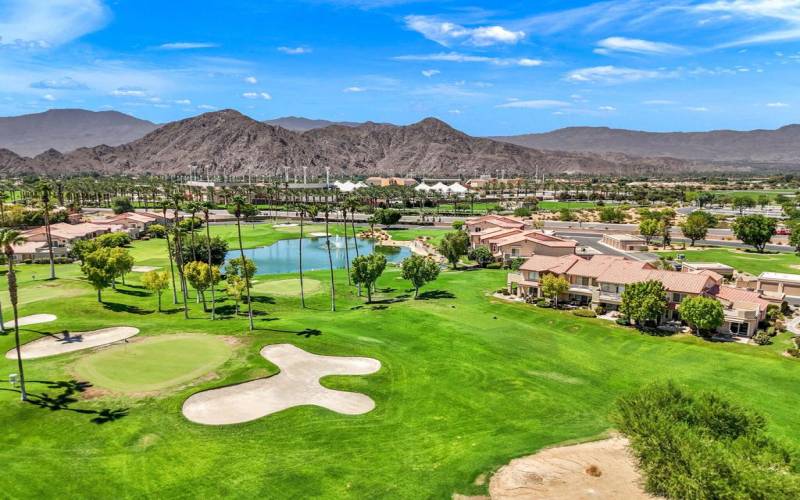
[0,108,798,177]
[0,109,158,157]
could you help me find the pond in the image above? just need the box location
[225,236,411,275]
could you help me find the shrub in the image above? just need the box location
[753,331,772,345]
[513,207,531,217]
[468,246,494,268]
[451,220,464,230]
[594,305,606,315]
[95,232,131,248]
[507,257,525,271]
[572,309,596,318]
[614,382,800,499]
[787,348,800,358]
[486,262,502,269]
[147,224,166,238]
[616,317,629,326]
[767,326,777,337]
[535,298,549,308]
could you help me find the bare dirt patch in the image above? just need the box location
[488,437,657,499]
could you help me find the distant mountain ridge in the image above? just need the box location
[493,125,800,163]
[0,109,724,177]
[263,116,365,131]
[0,109,159,157]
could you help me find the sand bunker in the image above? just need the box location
[3,314,57,329]
[182,343,381,425]
[6,326,140,360]
[489,437,656,499]
[132,266,160,273]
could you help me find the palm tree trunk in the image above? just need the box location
[7,260,26,401]
[299,212,305,308]
[343,208,351,285]
[43,208,56,279]
[173,227,189,319]
[165,226,178,304]
[204,213,216,320]
[325,211,336,312]
[236,217,254,331]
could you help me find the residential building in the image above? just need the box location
[757,272,800,303]
[601,233,648,252]
[365,177,417,187]
[680,262,735,279]
[10,241,68,263]
[94,212,159,238]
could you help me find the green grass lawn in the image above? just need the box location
[251,278,322,296]
[694,189,797,202]
[0,224,798,497]
[73,334,233,392]
[538,200,602,211]
[385,227,448,245]
[658,248,800,275]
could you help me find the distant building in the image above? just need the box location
[365,177,417,187]
[601,233,648,252]
[680,262,735,279]
[757,272,800,303]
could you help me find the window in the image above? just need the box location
[528,271,539,281]
[730,322,748,335]
[672,293,684,303]
[511,247,520,257]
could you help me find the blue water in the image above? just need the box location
[225,236,411,275]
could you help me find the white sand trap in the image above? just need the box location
[6,326,140,360]
[3,314,57,329]
[132,266,160,273]
[489,437,657,499]
[182,343,381,425]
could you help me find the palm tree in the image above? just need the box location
[201,201,217,320]
[228,195,255,331]
[322,201,336,312]
[0,229,28,400]
[341,202,351,285]
[37,181,56,279]
[171,194,190,318]
[160,202,179,304]
[184,201,201,262]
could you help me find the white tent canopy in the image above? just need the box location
[448,182,468,194]
[337,181,357,192]
[414,182,432,191]
[431,182,449,192]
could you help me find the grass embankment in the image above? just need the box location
[0,224,798,497]
[658,248,800,276]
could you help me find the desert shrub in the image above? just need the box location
[513,207,531,217]
[614,382,800,499]
[572,309,596,318]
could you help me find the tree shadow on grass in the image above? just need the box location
[262,327,322,338]
[4,379,129,425]
[416,290,455,301]
[115,288,150,298]
[102,302,155,315]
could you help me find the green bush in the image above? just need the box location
[535,298,549,308]
[451,220,464,230]
[572,309,596,318]
[787,348,800,358]
[614,382,800,499]
[513,207,531,217]
[594,305,606,315]
[753,331,772,345]
[486,262,502,269]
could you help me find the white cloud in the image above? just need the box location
[343,86,367,92]
[686,106,709,112]
[110,87,146,97]
[277,46,312,54]
[244,76,258,84]
[197,104,217,110]
[404,15,525,47]
[595,36,686,55]
[598,105,616,111]
[158,42,219,50]
[565,65,667,84]
[496,99,571,109]
[448,109,462,114]
[421,69,440,77]
[42,93,56,101]
[242,92,272,100]
[696,0,800,46]
[395,52,542,67]
[0,0,109,48]
[767,101,789,107]
[30,76,87,90]
[174,99,191,105]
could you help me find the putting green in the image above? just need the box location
[252,278,322,296]
[73,334,233,393]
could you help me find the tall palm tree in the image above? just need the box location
[201,201,217,320]
[322,201,336,312]
[184,201,201,262]
[171,194,190,318]
[160,202,179,304]
[0,229,28,400]
[228,195,255,331]
[37,181,56,279]
[341,202,351,285]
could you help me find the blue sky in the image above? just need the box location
[1,0,800,135]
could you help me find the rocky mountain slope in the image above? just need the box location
[494,125,800,163]
[263,116,363,131]
[0,109,158,157]
[0,109,753,177]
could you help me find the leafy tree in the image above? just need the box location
[400,255,440,298]
[469,246,494,268]
[732,214,777,253]
[599,206,625,223]
[96,232,131,248]
[226,256,256,281]
[81,247,115,302]
[513,207,531,217]
[558,208,574,221]
[147,224,166,238]
[639,218,660,245]
[789,220,800,253]
[371,208,402,228]
[696,191,715,208]
[350,253,387,303]
[142,270,170,312]
[678,296,724,336]
[757,194,769,209]
[680,212,710,246]
[184,261,220,311]
[111,196,133,214]
[180,235,228,266]
[620,280,668,327]
[226,275,247,315]
[437,231,470,269]
[108,247,134,287]
[540,274,569,307]
[228,196,257,330]
[70,238,99,261]
[731,195,755,215]
[451,220,464,230]
[690,210,718,228]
